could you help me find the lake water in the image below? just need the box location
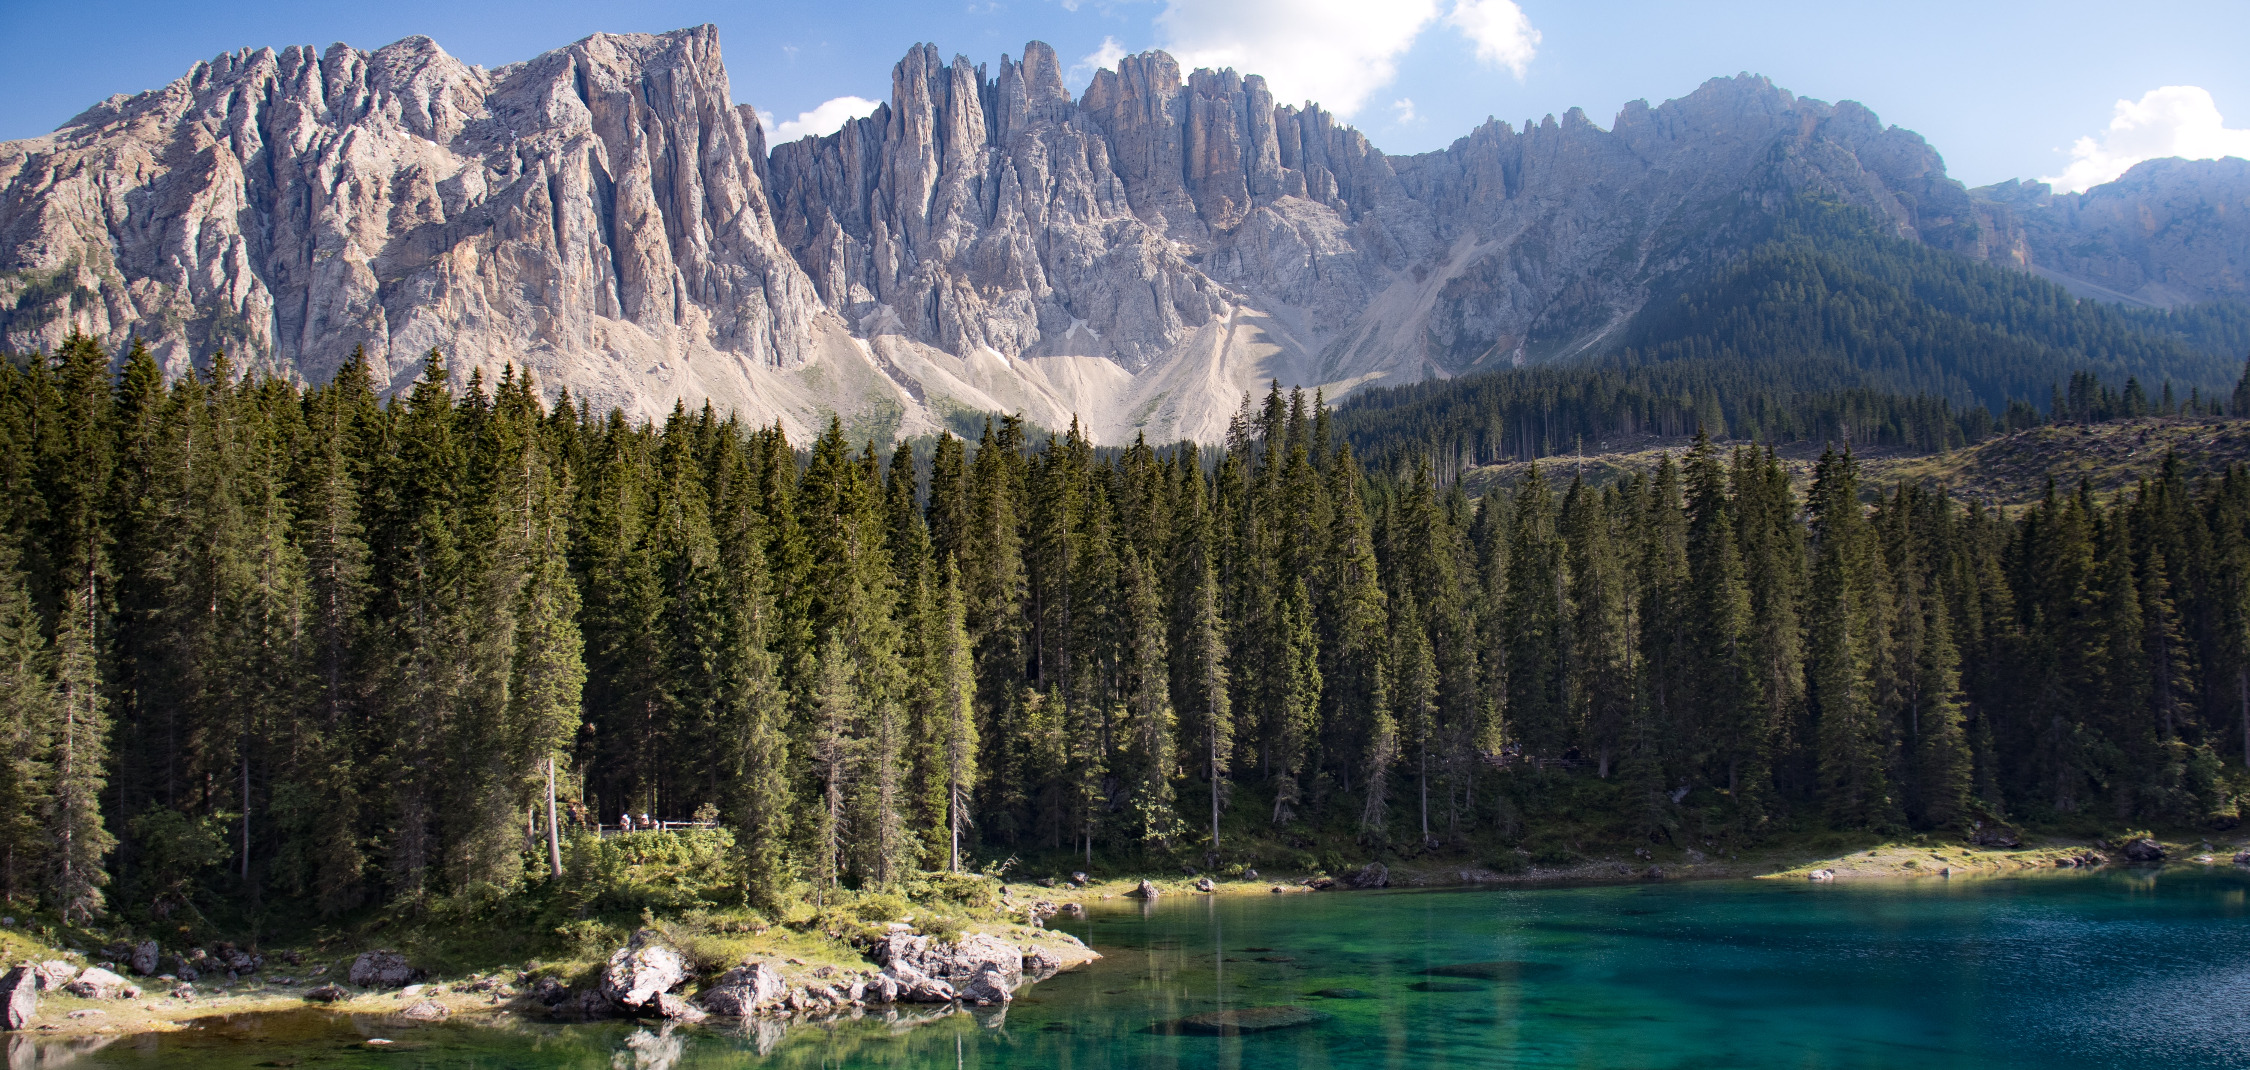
[49,867,2250,1068]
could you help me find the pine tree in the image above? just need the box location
[1119,549,1180,847]
[49,588,113,921]
[0,545,52,901]
[1808,448,1898,829]
[932,560,978,872]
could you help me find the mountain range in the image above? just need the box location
[1,24,2244,444]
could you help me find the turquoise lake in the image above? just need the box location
[48,868,2250,1068]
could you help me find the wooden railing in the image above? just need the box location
[596,820,720,837]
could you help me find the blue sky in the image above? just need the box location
[3,0,2245,190]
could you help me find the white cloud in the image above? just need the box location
[1147,0,1539,117]
[2043,86,2250,193]
[758,95,882,143]
[1073,35,1129,82]
[1155,0,1441,116]
[1392,97,1418,124]
[1446,0,1539,79]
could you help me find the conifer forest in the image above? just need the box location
[3,333,2250,930]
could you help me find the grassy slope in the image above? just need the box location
[1458,417,2250,512]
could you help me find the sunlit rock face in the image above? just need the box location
[9,25,2221,443]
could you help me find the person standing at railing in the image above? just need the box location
[619,811,632,833]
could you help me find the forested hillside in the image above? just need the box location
[0,336,2247,933]
[1335,199,2250,475]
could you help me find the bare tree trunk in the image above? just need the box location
[241,753,251,880]
[546,755,563,879]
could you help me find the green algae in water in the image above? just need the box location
[46,868,2250,1068]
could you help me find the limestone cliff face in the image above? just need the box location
[0,25,2229,443]
[0,25,875,433]
[1974,158,2250,308]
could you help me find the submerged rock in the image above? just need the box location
[1176,1006,1331,1035]
[1424,961,1559,981]
[1310,988,1374,999]
[1408,980,1487,993]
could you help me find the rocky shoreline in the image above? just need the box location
[8,838,2242,1043]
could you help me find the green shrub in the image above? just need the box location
[559,830,738,916]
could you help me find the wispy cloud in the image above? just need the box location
[1392,97,1417,124]
[1072,35,1130,82]
[1446,0,1540,79]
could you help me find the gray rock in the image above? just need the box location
[304,984,347,1003]
[1347,862,1389,889]
[654,992,706,1021]
[129,941,158,977]
[32,962,76,992]
[1194,877,1215,893]
[1020,946,1062,982]
[880,961,955,1003]
[1807,869,1836,882]
[530,978,570,1006]
[65,968,138,1000]
[959,965,1013,1005]
[598,931,689,1013]
[349,950,417,989]
[399,999,449,1021]
[1,966,36,1029]
[696,963,785,1016]
[2123,838,2167,863]
[874,931,1023,998]
[1134,879,1162,900]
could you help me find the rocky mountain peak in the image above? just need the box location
[2,26,2242,444]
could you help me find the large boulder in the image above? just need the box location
[2123,838,2167,863]
[128,941,158,977]
[697,963,786,1016]
[874,931,1023,998]
[598,931,689,1014]
[1134,879,1162,899]
[959,965,1012,1005]
[1,967,36,1029]
[304,984,348,1004]
[65,968,138,1000]
[31,962,76,992]
[349,950,417,989]
[1348,862,1390,889]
